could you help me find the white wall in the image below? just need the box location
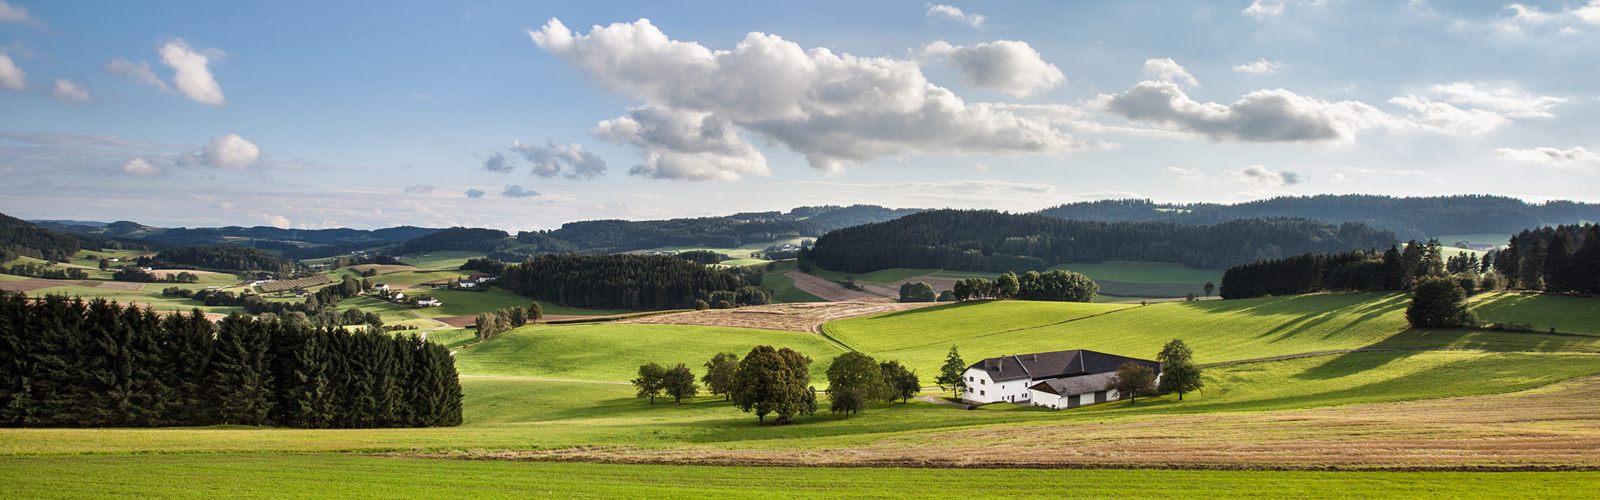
[961,367,1031,404]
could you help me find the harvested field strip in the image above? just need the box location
[618,302,933,333]
[259,274,333,293]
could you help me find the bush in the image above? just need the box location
[1406,276,1475,328]
[898,282,936,302]
[693,299,710,310]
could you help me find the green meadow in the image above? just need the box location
[1472,291,1600,335]
[398,251,485,270]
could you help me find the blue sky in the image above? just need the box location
[1,0,1597,230]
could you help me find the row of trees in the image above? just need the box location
[3,262,89,280]
[139,245,299,275]
[1491,224,1600,294]
[111,267,198,283]
[499,254,759,310]
[1219,241,1456,299]
[949,270,1099,302]
[632,348,922,421]
[474,304,543,341]
[0,292,462,428]
[807,210,1397,273]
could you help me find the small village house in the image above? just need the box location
[962,349,1162,409]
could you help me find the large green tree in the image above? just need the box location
[1106,361,1156,404]
[701,352,739,401]
[731,345,811,425]
[1406,276,1474,328]
[879,360,920,403]
[661,363,698,404]
[935,346,966,396]
[825,352,885,417]
[1155,339,1203,401]
[631,363,667,404]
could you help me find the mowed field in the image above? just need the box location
[6,291,1600,495]
[802,261,1223,300]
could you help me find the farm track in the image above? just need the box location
[409,373,1600,471]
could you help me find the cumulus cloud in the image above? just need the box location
[201,134,260,168]
[1234,165,1303,186]
[404,185,435,193]
[1495,146,1600,166]
[262,214,291,229]
[501,184,540,198]
[1142,58,1198,87]
[464,188,485,199]
[482,152,516,173]
[926,4,985,27]
[121,158,160,177]
[594,106,769,181]
[1503,1,1600,28]
[1233,58,1283,75]
[50,79,92,104]
[1419,82,1564,119]
[0,1,41,26]
[923,40,1065,97]
[1164,166,1205,181]
[1094,80,1396,142]
[531,18,1089,176]
[158,39,226,106]
[105,58,170,92]
[508,140,608,179]
[0,52,25,91]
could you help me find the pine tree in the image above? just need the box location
[935,346,966,396]
[209,315,273,425]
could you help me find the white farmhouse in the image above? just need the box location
[961,349,1161,409]
[416,297,442,307]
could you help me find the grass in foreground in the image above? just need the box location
[8,454,1596,499]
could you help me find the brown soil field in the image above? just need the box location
[420,375,1600,471]
[616,301,935,333]
[0,279,75,292]
[89,280,146,291]
[436,315,477,327]
[783,271,894,302]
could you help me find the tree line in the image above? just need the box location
[1491,224,1600,294]
[1038,195,1600,241]
[631,347,921,423]
[473,303,544,341]
[948,270,1100,302]
[0,292,462,428]
[140,245,299,275]
[4,262,89,280]
[0,212,83,262]
[498,254,759,310]
[806,210,1396,274]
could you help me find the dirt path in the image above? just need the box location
[783,271,894,302]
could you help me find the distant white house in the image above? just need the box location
[456,281,477,289]
[416,297,442,307]
[961,349,1161,409]
[391,292,407,302]
[373,283,390,292]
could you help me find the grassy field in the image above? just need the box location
[398,251,484,270]
[1435,233,1511,247]
[370,269,470,289]
[1472,291,1600,335]
[8,454,1597,499]
[454,323,847,382]
[824,292,1600,376]
[7,289,1600,494]
[807,261,1223,298]
[418,288,628,318]
[759,261,826,303]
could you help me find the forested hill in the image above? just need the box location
[807,210,1397,273]
[1,212,83,262]
[1037,195,1600,240]
[544,204,921,253]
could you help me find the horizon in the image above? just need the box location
[3,0,1599,231]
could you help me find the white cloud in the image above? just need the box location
[502,184,540,198]
[926,4,985,27]
[1232,58,1283,75]
[1495,146,1600,166]
[1387,96,1508,134]
[1164,166,1205,181]
[464,188,486,199]
[482,152,516,173]
[1420,81,1564,119]
[0,0,40,26]
[1243,0,1328,18]
[1142,58,1198,87]
[105,58,171,92]
[531,18,1089,175]
[50,79,92,104]
[0,52,25,91]
[593,106,770,181]
[201,134,260,168]
[158,39,226,106]
[121,158,160,177]
[262,214,291,229]
[508,140,608,179]
[923,40,1065,97]
[1503,1,1600,27]
[1234,164,1303,186]
[1094,80,1397,142]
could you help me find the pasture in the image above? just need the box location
[398,251,484,270]
[804,261,1224,298]
[453,323,847,382]
[1471,291,1600,335]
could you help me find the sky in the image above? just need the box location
[0,0,1597,231]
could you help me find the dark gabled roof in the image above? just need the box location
[967,349,1160,382]
[1030,372,1118,397]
